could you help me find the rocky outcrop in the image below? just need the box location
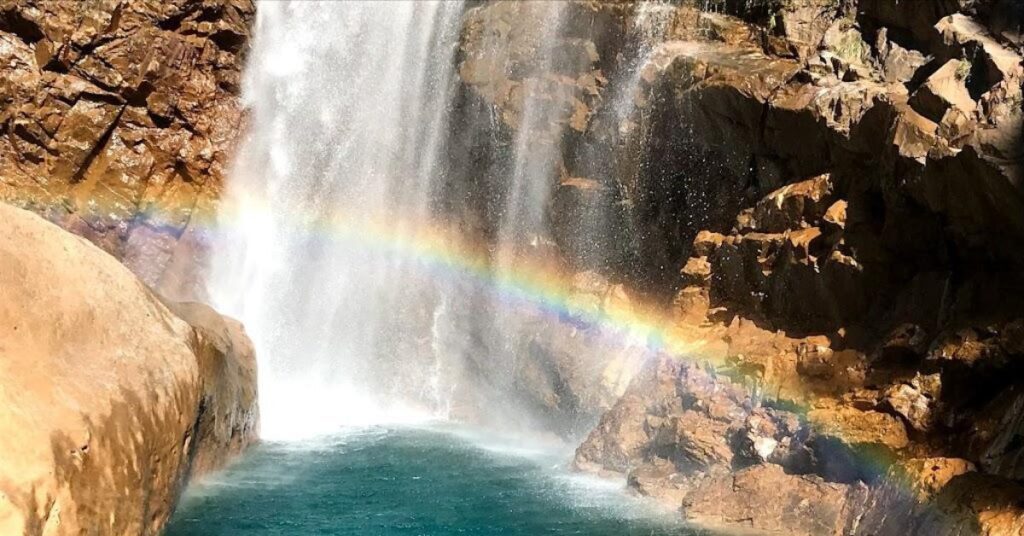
[0,0,255,300]
[454,0,1024,534]
[0,203,257,534]
[446,269,651,438]
[683,464,860,536]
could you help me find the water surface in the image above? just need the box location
[167,425,698,535]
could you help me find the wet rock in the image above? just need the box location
[682,464,857,536]
[848,458,1024,535]
[626,458,695,509]
[0,203,257,535]
[573,355,749,475]
[732,406,812,470]
[651,411,734,471]
[458,1,621,136]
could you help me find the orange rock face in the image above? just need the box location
[0,203,257,534]
[452,1,1024,534]
[0,0,255,300]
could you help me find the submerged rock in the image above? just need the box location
[0,203,257,534]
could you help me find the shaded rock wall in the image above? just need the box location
[0,203,257,535]
[452,0,1024,534]
[0,0,255,300]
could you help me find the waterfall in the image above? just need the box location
[209,1,465,439]
[208,0,678,441]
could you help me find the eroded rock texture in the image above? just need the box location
[0,0,254,300]
[453,0,1024,534]
[0,203,257,535]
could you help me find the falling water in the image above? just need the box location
[208,0,680,441]
[208,1,465,439]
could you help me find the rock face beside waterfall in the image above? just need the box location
[0,0,255,301]
[454,0,1024,534]
[0,0,1021,533]
[0,203,258,534]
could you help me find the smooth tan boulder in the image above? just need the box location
[0,203,257,535]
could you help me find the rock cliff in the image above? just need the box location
[453,0,1024,534]
[0,0,254,301]
[0,203,257,535]
[0,3,259,532]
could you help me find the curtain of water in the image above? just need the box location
[209,0,678,441]
[209,1,464,439]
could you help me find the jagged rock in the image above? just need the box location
[971,383,1024,481]
[651,411,734,471]
[891,104,948,162]
[0,0,254,298]
[0,203,257,535]
[751,174,834,233]
[909,59,977,123]
[876,27,929,84]
[732,407,813,471]
[682,464,857,536]
[807,405,909,451]
[930,325,1008,365]
[692,230,726,257]
[676,257,713,321]
[673,285,710,323]
[935,13,1023,90]
[822,199,847,230]
[680,255,711,287]
[772,0,850,59]
[848,458,1024,535]
[882,373,941,432]
[458,1,621,135]
[574,355,750,475]
[857,0,962,46]
[821,19,875,79]
[626,458,696,508]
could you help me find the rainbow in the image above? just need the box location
[12,194,907,482]
[200,199,909,481]
[208,199,712,366]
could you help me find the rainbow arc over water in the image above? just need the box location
[19,195,913,485]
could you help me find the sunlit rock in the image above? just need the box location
[0,203,257,534]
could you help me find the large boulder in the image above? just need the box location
[0,203,257,534]
[682,464,858,536]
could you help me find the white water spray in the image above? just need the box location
[208,0,677,442]
[209,1,464,439]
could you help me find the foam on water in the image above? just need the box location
[168,425,692,535]
[208,0,467,437]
